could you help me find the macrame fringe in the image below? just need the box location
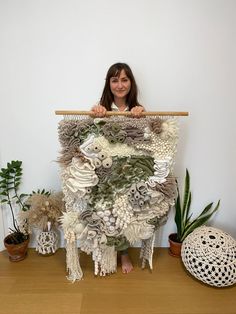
[93,246,117,276]
[140,233,156,270]
[66,241,83,282]
[36,230,58,255]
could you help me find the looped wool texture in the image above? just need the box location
[181,226,236,287]
[58,115,179,281]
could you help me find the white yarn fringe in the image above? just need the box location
[66,241,83,282]
[93,246,117,276]
[140,233,156,270]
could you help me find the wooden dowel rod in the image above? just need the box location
[55,110,189,116]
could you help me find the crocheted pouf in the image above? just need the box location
[181,226,236,287]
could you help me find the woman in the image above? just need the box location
[92,63,145,273]
[92,62,145,117]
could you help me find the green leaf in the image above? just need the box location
[0,184,8,189]
[22,205,29,212]
[174,169,220,242]
[5,179,14,184]
[6,187,14,191]
[5,175,14,180]
[180,200,220,241]
[181,214,212,241]
[197,202,213,217]
[174,187,182,241]
[0,192,8,196]
[185,212,193,225]
[182,169,190,213]
[0,199,9,203]
[184,190,192,223]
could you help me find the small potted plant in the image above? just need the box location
[169,169,220,257]
[18,190,65,255]
[0,160,29,261]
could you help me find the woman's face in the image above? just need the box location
[109,69,131,100]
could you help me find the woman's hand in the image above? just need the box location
[130,106,145,117]
[91,105,107,117]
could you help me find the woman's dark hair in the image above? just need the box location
[100,63,140,110]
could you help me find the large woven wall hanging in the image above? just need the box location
[56,110,188,281]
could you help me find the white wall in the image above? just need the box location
[0,0,235,248]
[0,211,5,250]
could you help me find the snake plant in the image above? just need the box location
[174,169,220,242]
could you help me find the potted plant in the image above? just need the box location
[18,190,65,255]
[0,160,29,261]
[169,169,220,257]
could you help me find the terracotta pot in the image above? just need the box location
[168,233,182,257]
[4,234,29,262]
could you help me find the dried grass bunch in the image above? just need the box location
[19,192,65,232]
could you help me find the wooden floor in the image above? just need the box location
[0,248,235,314]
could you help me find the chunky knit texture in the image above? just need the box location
[181,226,236,287]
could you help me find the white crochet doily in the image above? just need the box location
[181,226,236,287]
